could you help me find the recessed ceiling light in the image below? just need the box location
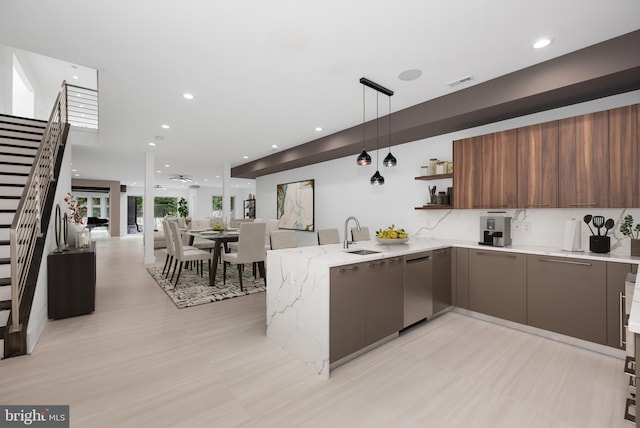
[215,175,220,178]
[243,155,249,159]
[73,75,79,80]
[532,37,553,49]
[148,142,156,146]
[164,164,170,167]
[272,144,278,149]
[156,170,161,173]
[204,179,209,182]
[161,124,170,129]
[71,169,77,172]
[315,127,323,132]
[399,69,422,81]
[182,93,194,100]
[74,174,80,177]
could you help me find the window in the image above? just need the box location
[154,197,177,217]
[212,196,235,215]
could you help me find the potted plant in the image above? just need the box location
[620,214,640,257]
[177,197,189,219]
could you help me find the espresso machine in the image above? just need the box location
[479,213,512,247]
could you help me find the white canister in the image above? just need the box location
[420,166,430,176]
[561,219,582,252]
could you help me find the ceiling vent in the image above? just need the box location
[446,75,473,87]
[189,184,200,189]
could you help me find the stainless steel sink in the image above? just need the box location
[346,249,380,255]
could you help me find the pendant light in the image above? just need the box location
[356,85,371,165]
[370,92,385,185]
[383,95,397,167]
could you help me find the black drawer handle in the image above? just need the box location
[476,251,517,259]
[406,256,431,264]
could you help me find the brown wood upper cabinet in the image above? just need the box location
[453,130,517,209]
[609,105,639,207]
[482,130,518,209]
[558,111,609,208]
[517,122,559,208]
[453,136,483,209]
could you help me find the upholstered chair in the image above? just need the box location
[317,228,340,245]
[269,230,297,250]
[221,222,267,291]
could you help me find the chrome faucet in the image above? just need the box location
[343,216,361,249]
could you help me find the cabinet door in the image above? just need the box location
[527,255,606,344]
[453,136,483,209]
[468,250,527,324]
[606,262,633,349]
[609,105,639,208]
[330,263,366,362]
[385,256,405,335]
[433,248,452,314]
[365,260,389,345]
[558,111,609,208]
[482,129,518,209]
[517,122,559,208]
[454,247,469,309]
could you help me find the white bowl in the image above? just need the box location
[376,237,409,244]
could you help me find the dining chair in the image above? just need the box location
[169,221,213,287]
[265,219,280,249]
[351,226,371,241]
[270,230,297,250]
[221,222,266,291]
[317,228,340,245]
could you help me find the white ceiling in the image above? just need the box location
[1,0,639,190]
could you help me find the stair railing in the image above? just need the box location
[8,82,68,333]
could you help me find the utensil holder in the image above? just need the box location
[589,236,610,253]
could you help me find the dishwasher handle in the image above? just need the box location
[405,256,432,264]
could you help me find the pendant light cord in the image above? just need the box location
[362,85,366,150]
[388,96,391,153]
[376,91,379,168]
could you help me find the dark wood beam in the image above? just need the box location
[232,30,640,179]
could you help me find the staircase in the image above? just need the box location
[0,114,46,357]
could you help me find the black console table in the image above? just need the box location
[48,244,96,319]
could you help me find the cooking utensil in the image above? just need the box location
[604,218,615,236]
[592,215,605,236]
[584,215,596,235]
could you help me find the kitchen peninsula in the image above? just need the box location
[266,237,640,378]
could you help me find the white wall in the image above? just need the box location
[256,90,640,249]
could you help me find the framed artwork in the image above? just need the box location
[276,179,314,231]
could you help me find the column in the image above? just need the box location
[143,152,155,264]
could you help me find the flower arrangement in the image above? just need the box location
[64,192,86,225]
[620,215,640,239]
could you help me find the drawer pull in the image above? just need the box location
[539,258,591,267]
[568,202,597,207]
[526,203,550,208]
[476,251,517,259]
[621,292,626,348]
[368,261,385,267]
[339,266,359,272]
[406,256,431,264]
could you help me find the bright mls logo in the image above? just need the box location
[0,406,69,427]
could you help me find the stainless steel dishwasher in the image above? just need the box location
[404,252,433,328]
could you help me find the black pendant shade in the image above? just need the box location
[383,152,397,167]
[370,170,385,185]
[357,149,371,165]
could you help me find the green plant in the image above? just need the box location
[620,215,640,239]
[177,197,189,218]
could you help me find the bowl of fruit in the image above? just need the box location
[376,225,409,244]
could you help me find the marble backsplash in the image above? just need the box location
[412,207,640,257]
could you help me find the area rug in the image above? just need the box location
[147,264,266,309]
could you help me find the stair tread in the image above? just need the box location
[0,172,29,177]
[0,258,9,264]
[0,151,36,158]
[0,277,10,286]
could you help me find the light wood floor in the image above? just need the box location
[0,236,632,427]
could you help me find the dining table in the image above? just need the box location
[185,230,239,286]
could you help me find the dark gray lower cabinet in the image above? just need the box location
[330,257,404,363]
[454,248,469,309]
[607,262,634,349]
[433,248,452,314]
[404,252,433,327]
[527,255,606,344]
[330,263,366,362]
[468,250,527,324]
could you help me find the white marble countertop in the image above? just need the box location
[269,236,640,267]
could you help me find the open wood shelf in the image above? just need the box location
[414,173,453,181]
